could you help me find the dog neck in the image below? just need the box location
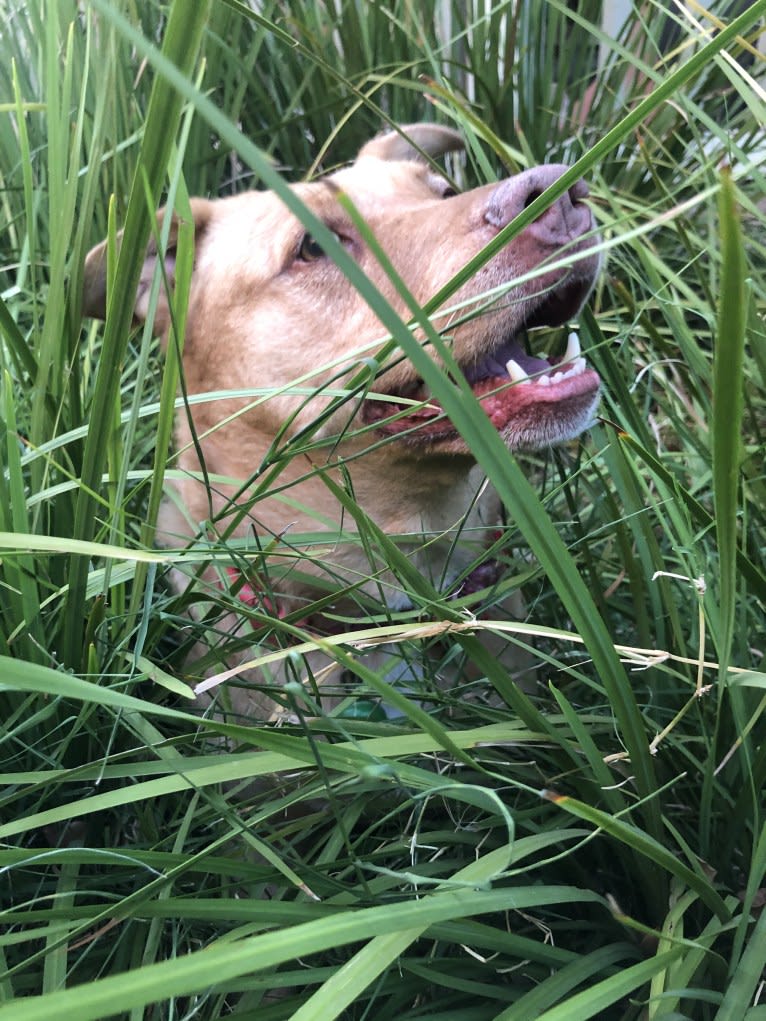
[159,431,496,609]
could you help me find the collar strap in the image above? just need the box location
[225,566,285,618]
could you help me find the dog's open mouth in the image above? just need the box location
[361,278,601,449]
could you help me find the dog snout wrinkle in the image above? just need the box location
[485,165,592,246]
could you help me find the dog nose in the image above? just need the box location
[485,165,593,245]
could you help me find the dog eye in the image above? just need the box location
[298,234,325,261]
[441,185,458,199]
[297,231,342,263]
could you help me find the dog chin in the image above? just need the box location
[497,385,601,451]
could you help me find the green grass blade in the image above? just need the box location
[1,372,45,660]
[61,0,212,666]
[715,908,766,1021]
[531,947,685,1021]
[291,846,517,1021]
[712,169,747,682]
[0,885,605,1021]
[493,944,641,1020]
[545,791,730,922]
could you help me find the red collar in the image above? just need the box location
[225,566,285,617]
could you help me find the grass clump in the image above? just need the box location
[1,1,765,1018]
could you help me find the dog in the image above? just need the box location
[83,123,601,721]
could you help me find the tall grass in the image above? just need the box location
[1,1,765,1018]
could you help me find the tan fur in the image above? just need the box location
[83,123,601,719]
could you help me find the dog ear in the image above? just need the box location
[357,122,464,163]
[82,197,214,333]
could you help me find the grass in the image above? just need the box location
[1,0,765,1018]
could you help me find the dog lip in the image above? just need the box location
[361,270,601,443]
[361,361,601,444]
[362,333,600,440]
[362,325,601,446]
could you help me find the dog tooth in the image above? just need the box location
[506,358,531,384]
[537,374,551,387]
[564,331,581,364]
[559,358,586,382]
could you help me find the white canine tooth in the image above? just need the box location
[506,358,531,384]
[564,331,581,364]
[538,375,551,386]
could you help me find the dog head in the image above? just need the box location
[83,124,600,460]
